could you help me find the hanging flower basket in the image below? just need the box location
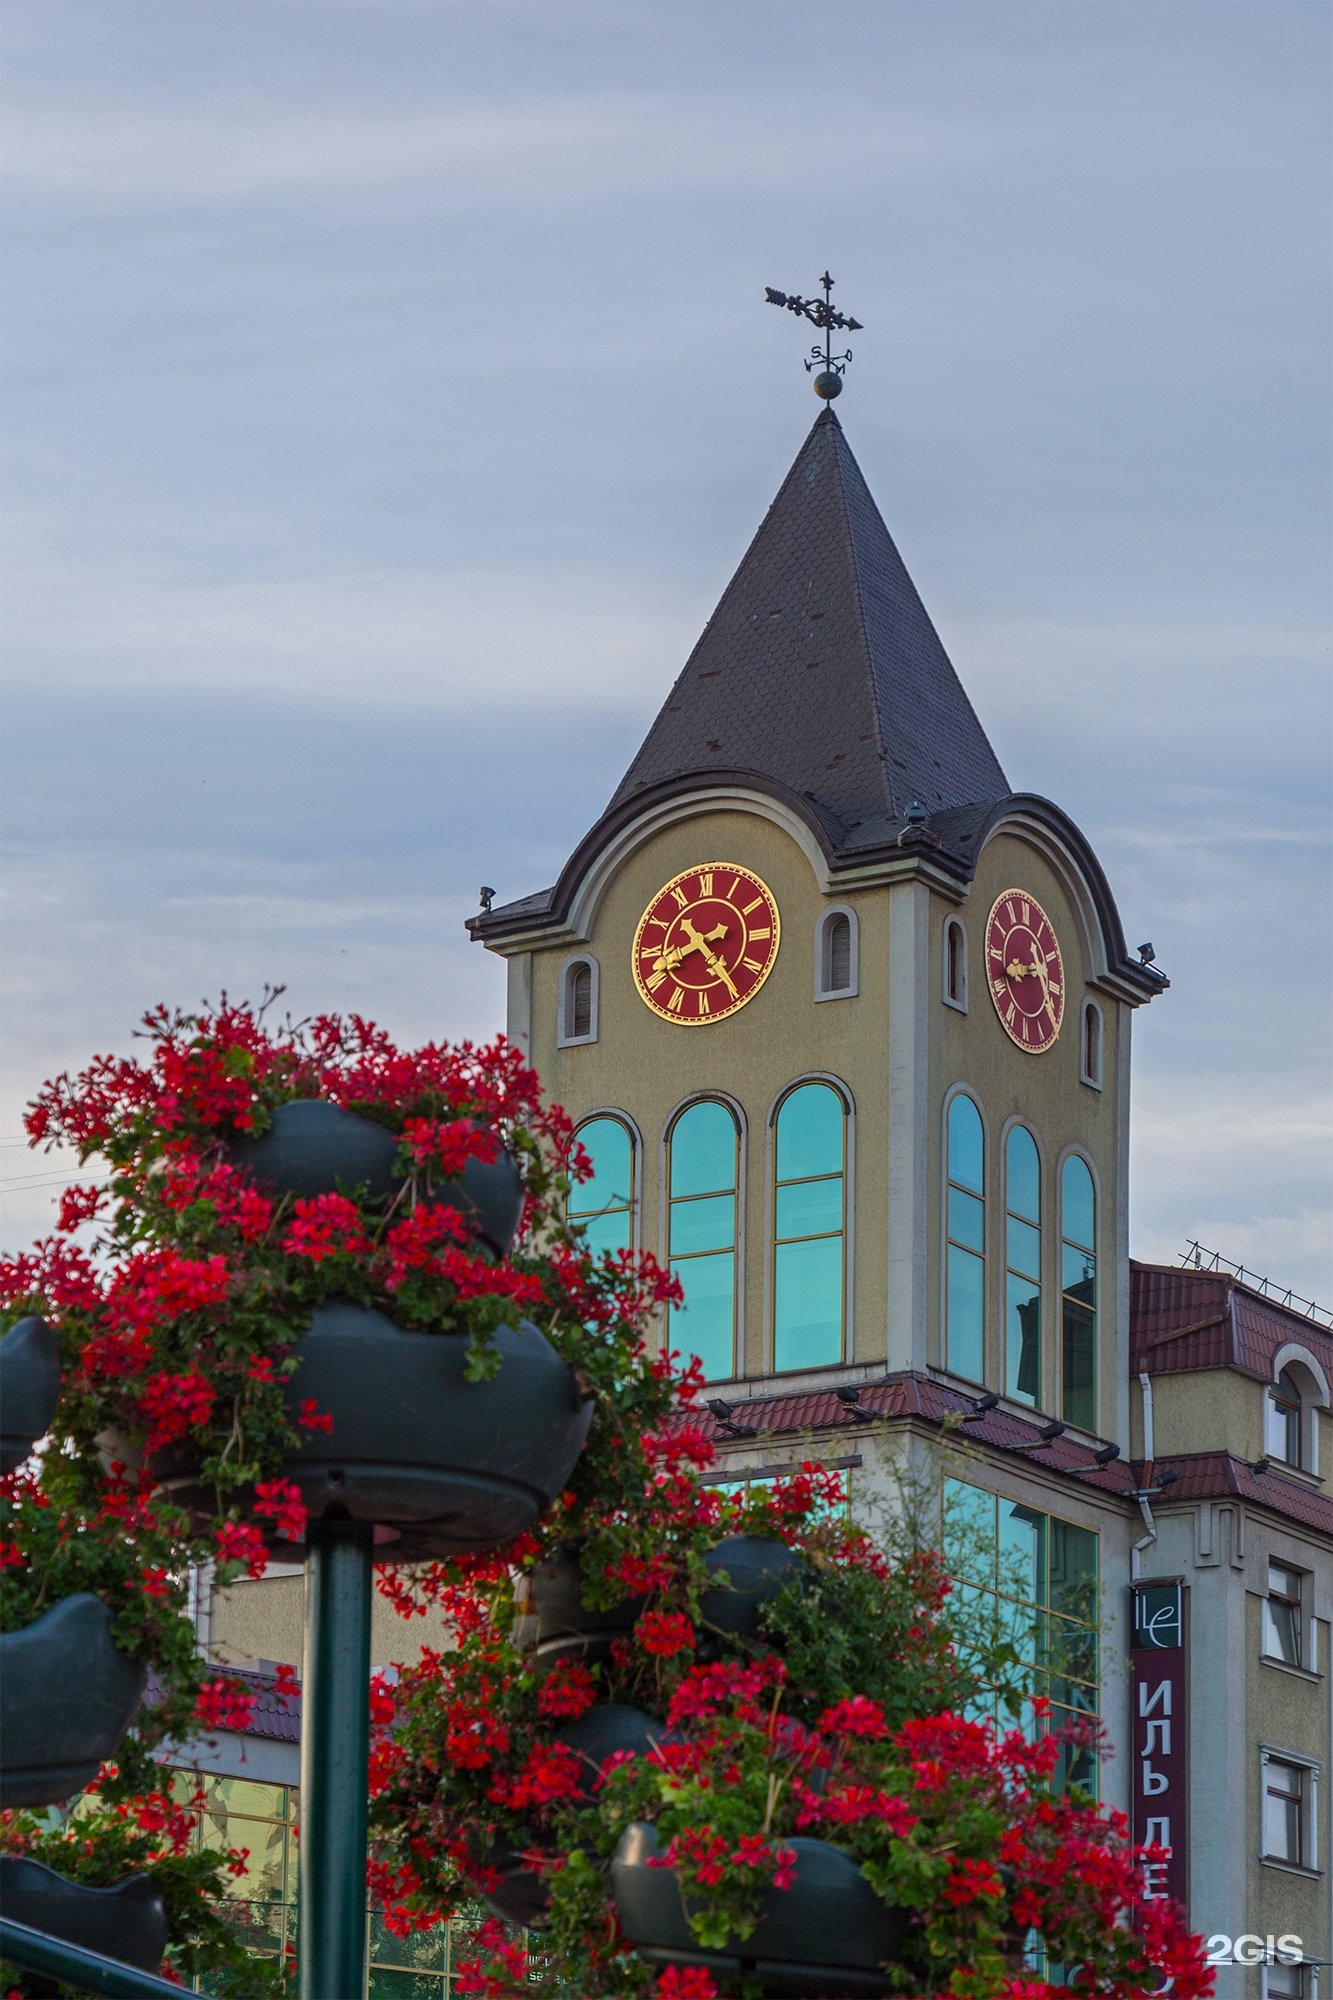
[524,1548,648,1673]
[0,1595,147,1810]
[153,1300,593,1561]
[228,1099,525,1259]
[698,1535,810,1639]
[477,1703,665,1929]
[0,1855,168,1976]
[611,1823,906,1998]
[0,1316,60,1474]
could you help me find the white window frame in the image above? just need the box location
[814,905,859,1002]
[1264,1959,1319,2000]
[1262,1561,1311,1672]
[943,916,968,1013]
[557,953,599,1048]
[1260,1745,1320,1871]
[1079,998,1104,1089]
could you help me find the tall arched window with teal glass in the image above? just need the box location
[1005,1126,1042,1406]
[1060,1155,1097,1429]
[567,1116,634,1257]
[667,1100,739,1382]
[773,1082,846,1372]
[946,1094,985,1383]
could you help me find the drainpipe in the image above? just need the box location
[1132,1371,1157,1579]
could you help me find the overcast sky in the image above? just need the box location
[2,0,1330,1305]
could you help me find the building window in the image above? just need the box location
[166,1771,500,1985]
[945,1093,986,1384]
[1267,1962,1318,2000]
[568,1115,635,1256]
[944,1478,1100,1793]
[1267,1368,1305,1467]
[668,1100,740,1383]
[772,1082,846,1372]
[944,917,968,1011]
[1263,1563,1307,1668]
[1080,1000,1103,1089]
[558,954,598,1046]
[1262,1753,1317,1868]
[1060,1155,1097,1431]
[814,907,858,1000]
[1005,1126,1042,1407]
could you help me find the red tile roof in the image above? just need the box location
[1131,1262,1333,1382]
[1149,1452,1333,1536]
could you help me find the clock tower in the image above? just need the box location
[469,403,1166,1444]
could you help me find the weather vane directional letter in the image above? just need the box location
[764,270,863,399]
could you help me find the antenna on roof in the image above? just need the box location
[764,271,863,400]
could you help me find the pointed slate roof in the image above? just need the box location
[608,406,1009,846]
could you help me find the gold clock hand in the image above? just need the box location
[1027,943,1060,1034]
[675,918,738,999]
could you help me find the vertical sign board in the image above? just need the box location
[1131,1580,1189,1911]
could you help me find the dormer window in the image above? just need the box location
[1080,1000,1104,1089]
[814,908,858,1001]
[558,955,599,1047]
[1267,1367,1305,1467]
[943,917,967,1011]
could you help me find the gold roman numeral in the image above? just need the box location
[697,871,714,899]
[667,986,685,1013]
[742,956,762,974]
[697,990,710,1016]
[748,926,771,941]
[671,885,689,910]
[1005,900,1016,926]
[1021,899,1031,925]
[1005,1001,1017,1027]
[742,897,763,915]
[646,971,667,993]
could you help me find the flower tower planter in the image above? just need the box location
[0,1595,147,1810]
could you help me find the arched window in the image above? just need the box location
[567,1116,634,1256]
[1005,1126,1042,1406]
[944,918,968,1010]
[945,1094,985,1383]
[773,1082,846,1371]
[1060,1156,1097,1429]
[558,955,598,1046]
[814,908,857,1000]
[1080,1000,1103,1089]
[667,1101,739,1383]
[1267,1367,1305,1467]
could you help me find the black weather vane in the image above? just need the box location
[764,270,863,400]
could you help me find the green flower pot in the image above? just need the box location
[699,1535,810,1637]
[611,1822,906,1998]
[0,1856,167,1981]
[0,1316,60,1473]
[0,1596,146,1809]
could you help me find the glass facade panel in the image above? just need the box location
[948,1186,985,1253]
[944,1479,1100,1795]
[668,1250,735,1383]
[669,1102,738,1382]
[774,1236,844,1372]
[670,1193,736,1256]
[775,1176,842,1240]
[1060,1157,1096,1429]
[773,1085,845,1372]
[1004,1128,1042,1409]
[1006,1125,1040,1221]
[671,1101,739,1198]
[947,1094,984,1192]
[775,1083,843,1180]
[945,1095,986,1382]
[568,1116,633,1257]
[1006,1273,1042,1403]
[946,1245,985,1383]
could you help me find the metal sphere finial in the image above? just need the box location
[813,369,843,401]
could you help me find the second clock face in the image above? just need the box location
[985,889,1066,1053]
[631,863,780,1026]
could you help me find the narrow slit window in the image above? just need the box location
[668,1101,739,1383]
[945,1094,985,1383]
[1005,1126,1042,1407]
[945,919,968,1009]
[773,1082,846,1372]
[1081,1000,1103,1087]
[559,956,598,1045]
[1060,1155,1097,1430]
[815,909,857,999]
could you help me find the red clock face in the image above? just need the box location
[985,889,1066,1054]
[631,863,781,1026]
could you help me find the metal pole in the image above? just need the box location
[0,1917,218,1999]
[299,1517,374,2000]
